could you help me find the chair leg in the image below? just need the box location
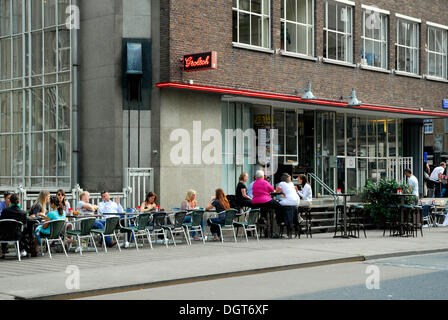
[219,226,224,243]
[78,236,82,256]
[46,239,52,260]
[60,237,68,257]
[146,231,153,249]
[244,227,248,242]
[232,226,237,243]
[163,230,169,248]
[183,228,191,245]
[133,231,139,251]
[199,226,205,244]
[170,229,176,247]
[102,234,107,253]
[91,235,98,254]
[255,226,260,244]
[16,241,21,262]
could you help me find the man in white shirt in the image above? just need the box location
[94,191,123,247]
[98,191,124,214]
[405,169,419,204]
[429,162,446,197]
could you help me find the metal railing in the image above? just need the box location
[10,168,154,212]
[387,157,413,184]
[307,172,338,227]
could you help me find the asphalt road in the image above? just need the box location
[78,252,448,300]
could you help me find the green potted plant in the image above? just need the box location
[360,179,413,227]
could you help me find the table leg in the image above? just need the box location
[343,197,348,238]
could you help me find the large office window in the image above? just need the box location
[362,9,388,69]
[232,0,270,49]
[396,18,419,74]
[0,0,72,189]
[427,26,447,79]
[281,0,314,57]
[324,0,353,63]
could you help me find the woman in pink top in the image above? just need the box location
[252,172,274,204]
[251,170,282,225]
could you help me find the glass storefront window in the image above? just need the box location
[336,113,345,156]
[322,112,334,156]
[0,0,72,189]
[377,119,387,157]
[273,109,285,156]
[368,158,377,182]
[388,119,397,157]
[367,118,376,157]
[346,116,356,156]
[285,110,297,157]
[357,117,367,157]
[397,120,403,156]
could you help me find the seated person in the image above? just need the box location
[181,190,202,240]
[276,173,300,238]
[236,173,253,208]
[206,188,230,241]
[0,193,27,258]
[96,191,123,247]
[251,170,282,224]
[77,191,98,215]
[29,191,51,219]
[34,196,66,249]
[297,174,313,206]
[56,189,73,234]
[140,192,158,212]
[56,189,72,214]
[180,190,198,211]
[0,191,12,216]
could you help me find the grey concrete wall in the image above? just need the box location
[159,90,223,210]
[79,0,152,192]
[79,0,124,191]
[122,0,152,170]
[151,0,161,198]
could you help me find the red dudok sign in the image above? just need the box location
[183,51,217,72]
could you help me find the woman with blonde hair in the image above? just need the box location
[180,190,201,240]
[29,191,50,218]
[180,189,198,211]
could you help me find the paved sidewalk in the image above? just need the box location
[0,228,447,299]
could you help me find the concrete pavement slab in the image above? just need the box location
[0,228,447,299]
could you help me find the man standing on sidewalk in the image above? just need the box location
[405,169,419,204]
[429,162,446,197]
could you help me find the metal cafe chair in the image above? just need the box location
[233,208,260,243]
[67,217,98,255]
[120,213,153,251]
[91,216,121,253]
[146,212,169,248]
[0,220,24,261]
[37,219,68,260]
[162,211,190,246]
[183,210,206,245]
[209,209,238,243]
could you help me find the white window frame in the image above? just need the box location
[395,17,420,75]
[324,0,353,63]
[426,26,447,80]
[232,0,271,50]
[423,120,433,134]
[361,8,388,70]
[281,0,314,57]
